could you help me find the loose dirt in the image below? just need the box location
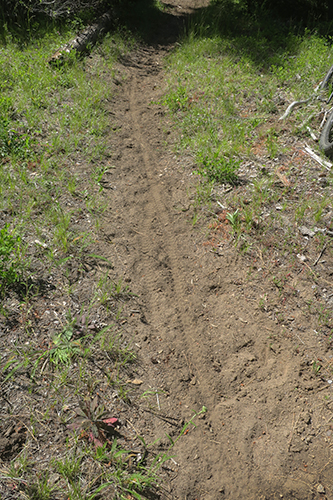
[90,2,333,498]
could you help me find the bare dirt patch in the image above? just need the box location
[100,5,333,498]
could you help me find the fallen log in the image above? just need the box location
[48,9,113,65]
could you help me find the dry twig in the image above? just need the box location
[313,243,327,266]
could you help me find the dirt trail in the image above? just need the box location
[99,7,333,499]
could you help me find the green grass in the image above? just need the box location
[0,16,208,499]
[0,223,26,293]
[0,23,137,282]
[0,28,122,269]
[161,0,333,345]
[0,18,168,500]
[163,28,333,181]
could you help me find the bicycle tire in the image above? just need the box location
[321,63,333,90]
[319,109,333,157]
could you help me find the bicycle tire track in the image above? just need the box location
[106,48,229,495]
[102,43,333,500]
[127,71,220,396]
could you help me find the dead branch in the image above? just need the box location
[48,9,113,65]
[279,97,312,120]
[303,143,332,170]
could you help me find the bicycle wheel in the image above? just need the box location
[321,63,333,90]
[319,109,333,157]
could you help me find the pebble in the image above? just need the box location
[300,225,315,237]
[317,484,325,494]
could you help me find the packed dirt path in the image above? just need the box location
[99,3,333,498]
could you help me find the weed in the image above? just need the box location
[91,164,113,191]
[7,452,32,479]
[259,294,268,311]
[67,395,118,448]
[94,438,158,499]
[49,322,83,366]
[239,238,252,254]
[153,0,167,12]
[94,272,134,307]
[265,128,279,158]
[193,180,214,208]
[0,117,33,159]
[92,442,110,463]
[2,314,97,381]
[0,224,24,294]
[317,305,331,327]
[163,82,189,112]
[195,150,240,185]
[55,450,82,483]
[192,211,199,226]
[165,406,207,447]
[140,389,165,410]
[145,405,207,481]
[26,471,55,500]
[226,209,241,232]
[312,360,322,375]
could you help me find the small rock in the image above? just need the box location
[317,484,325,494]
[300,226,315,237]
[35,239,48,248]
[127,379,143,385]
[319,177,329,188]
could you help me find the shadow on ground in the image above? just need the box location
[115,0,333,69]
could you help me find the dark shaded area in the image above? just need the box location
[247,0,333,24]
[0,0,119,46]
[0,0,186,48]
[163,0,333,78]
[2,0,333,56]
[0,420,27,461]
[115,0,189,45]
[1,0,106,23]
[10,277,56,301]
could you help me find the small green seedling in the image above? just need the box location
[312,360,322,375]
[226,209,240,232]
[49,323,82,366]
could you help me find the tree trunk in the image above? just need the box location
[48,9,113,65]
